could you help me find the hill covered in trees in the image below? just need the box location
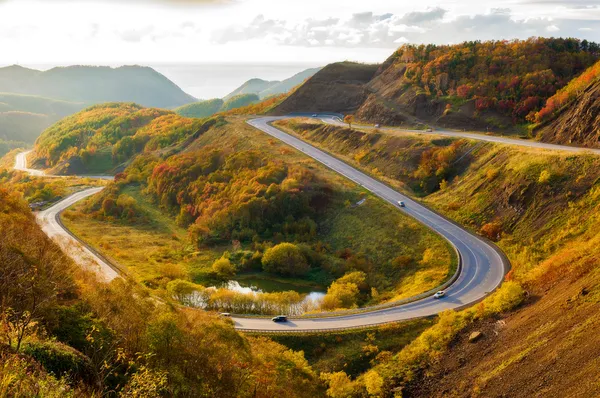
[32,103,216,174]
[0,65,196,109]
[173,98,224,118]
[273,38,600,132]
[174,94,260,118]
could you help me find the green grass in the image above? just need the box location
[62,118,454,305]
[267,319,433,377]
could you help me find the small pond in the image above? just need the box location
[223,278,325,306]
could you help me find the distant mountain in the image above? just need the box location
[224,67,321,101]
[0,93,85,145]
[0,65,197,109]
[259,67,322,98]
[220,94,260,112]
[174,98,224,118]
[224,78,277,101]
[174,94,260,118]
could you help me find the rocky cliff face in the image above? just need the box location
[537,79,600,148]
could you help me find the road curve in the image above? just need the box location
[37,188,119,282]
[15,117,513,332]
[15,150,45,176]
[232,116,508,331]
[14,150,118,282]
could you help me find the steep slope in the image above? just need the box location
[535,60,600,147]
[0,65,196,108]
[273,39,599,131]
[275,118,600,397]
[271,62,379,115]
[32,102,211,174]
[536,79,600,147]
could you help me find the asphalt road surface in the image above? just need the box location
[21,113,587,332]
[14,150,118,282]
[319,116,600,155]
[37,188,119,282]
[234,116,508,331]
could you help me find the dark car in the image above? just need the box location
[272,315,288,322]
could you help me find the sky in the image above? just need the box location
[1,0,599,67]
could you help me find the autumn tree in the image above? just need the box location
[262,243,309,276]
[212,256,236,278]
[344,115,354,129]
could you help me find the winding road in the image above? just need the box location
[15,151,118,282]
[19,114,587,331]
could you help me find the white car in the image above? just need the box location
[312,114,318,117]
[375,124,381,128]
[433,291,446,299]
[398,201,406,208]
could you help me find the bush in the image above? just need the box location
[212,257,236,278]
[23,341,92,383]
[262,243,310,276]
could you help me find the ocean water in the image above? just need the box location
[151,63,322,100]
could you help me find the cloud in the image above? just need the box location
[211,6,600,48]
[399,7,447,24]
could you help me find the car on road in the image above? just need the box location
[426,128,433,132]
[312,114,318,117]
[398,201,405,207]
[272,315,288,322]
[374,124,380,128]
[219,312,231,317]
[433,291,446,299]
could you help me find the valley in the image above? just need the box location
[2,31,600,397]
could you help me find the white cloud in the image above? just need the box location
[0,0,599,65]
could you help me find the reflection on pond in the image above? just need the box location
[175,278,327,316]
[223,280,325,308]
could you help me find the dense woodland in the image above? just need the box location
[33,103,216,173]
[380,38,600,123]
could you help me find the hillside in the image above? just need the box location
[0,92,86,148]
[535,61,600,147]
[224,78,278,100]
[273,38,600,131]
[174,94,261,119]
[225,67,321,100]
[0,64,196,108]
[0,186,324,397]
[272,62,379,115]
[32,102,212,174]
[220,93,260,111]
[61,116,453,313]
[174,98,224,118]
[273,117,600,396]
